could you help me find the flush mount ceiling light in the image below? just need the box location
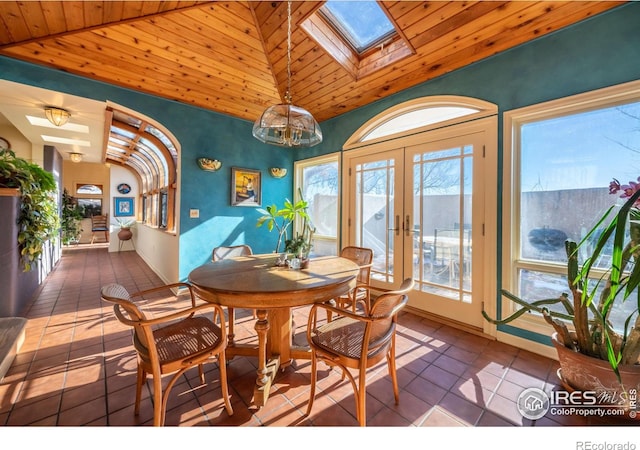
[69,152,83,163]
[252,1,322,148]
[44,106,71,127]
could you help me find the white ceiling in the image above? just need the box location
[0,80,106,163]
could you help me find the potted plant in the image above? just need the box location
[114,218,136,241]
[61,188,83,245]
[0,148,59,271]
[256,188,312,254]
[284,216,315,268]
[484,177,640,418]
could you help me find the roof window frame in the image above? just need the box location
[301,1,415,80]
[317,1,396,55]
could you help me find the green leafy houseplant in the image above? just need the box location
[61,188,83,245]
[115,218,137,229]
[284,216,315,258]
[256,188,312,254]
[0,148,60,271]
[484,179,640,385]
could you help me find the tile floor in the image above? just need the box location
[0,245,634,429]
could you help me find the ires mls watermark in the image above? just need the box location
[516,387,638,420]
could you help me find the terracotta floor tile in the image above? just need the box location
[419,363,460,391]
[420,406,468,426]
[1,245,628,430]
[438,391,484,425]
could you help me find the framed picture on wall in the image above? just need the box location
[114,197,134,217]
[231,167,261,207]
[77,198,102,218]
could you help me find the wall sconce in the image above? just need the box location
[69,152,83,163]
[197,157,222,172]
[270,168,287,178]
[44,106,71,127]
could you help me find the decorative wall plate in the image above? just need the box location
[197,157,222,172]
[117,183,131,194]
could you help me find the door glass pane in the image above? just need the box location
[355,158,395,282]
[412,146,472,301]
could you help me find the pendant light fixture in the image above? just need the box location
[252,1,322,148]
[44,106,71,127]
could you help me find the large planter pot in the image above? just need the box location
[117,227,132,241]
[552,333,640,419]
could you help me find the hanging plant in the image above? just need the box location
[0,148,60,271]
[61,188,83,245]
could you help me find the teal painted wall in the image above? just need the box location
[1,3,639,338]
[0,57,296,281]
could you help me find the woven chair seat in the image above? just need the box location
[311,317,390,360]
[136,316,223,366]
[312,317,364,359]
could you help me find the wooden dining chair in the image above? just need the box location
[326,246,374,323]
[212,244,256,336]
[212,244,253,262]
[100,282,233,426]
[306,278,414,426]
[90,214,109,243]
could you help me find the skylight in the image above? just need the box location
[320,0,395,54]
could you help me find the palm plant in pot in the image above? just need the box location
[484,177,640,418]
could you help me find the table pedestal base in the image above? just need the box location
[224,307,313,407]
[254,356,280,407]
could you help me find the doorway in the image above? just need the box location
[342,100,496,329]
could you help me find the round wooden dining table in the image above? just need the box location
[188,253,359,407]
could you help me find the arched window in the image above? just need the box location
[76,184,102,195]
[343,96,497,149]
[105,105,178,231]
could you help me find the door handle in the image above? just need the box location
[387,215,400,235]
[405,215,412,236]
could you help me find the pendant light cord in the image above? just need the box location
[285,0,292,105]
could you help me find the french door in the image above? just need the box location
[343,120,493,328]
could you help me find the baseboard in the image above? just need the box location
[404,305,490,339]
[404,306,559,361]
[496,330,558,361]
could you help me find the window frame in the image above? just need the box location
[294,152,341,256]
[502,79,640,336]
[344,96,497,150]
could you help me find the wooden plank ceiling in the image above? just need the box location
[0,1,624,123]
